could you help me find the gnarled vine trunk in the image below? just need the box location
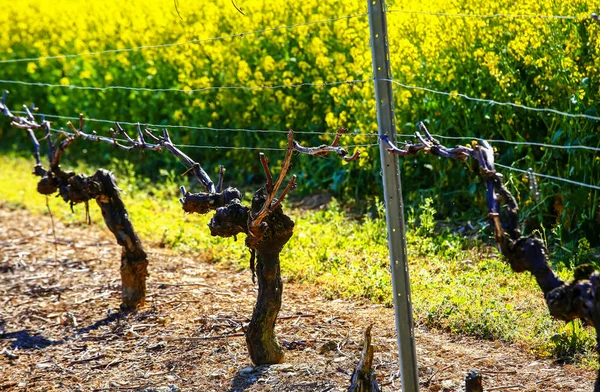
[1,96,149,310]
[246,248,285,364]
[36,165,148,310]
[381,125,600,391]
[113,127,352,365]
[207,188,294,365]
[492,177,600,392]
[92,170,148,310]
[245,190,294,364]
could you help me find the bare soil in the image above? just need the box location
[0,207,595,391]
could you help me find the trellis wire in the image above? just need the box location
[14,109,600,152]
[386,9,587,20]
[7,77,600,124]
[495,163,600,191]
[176,143,378,151]
[17,111,378,137]
[0,13,368,64]
[7,69,600,148]
[429,134,600,153]
[49,127,285,151]
[48,128,377,151]
[47,127,598,192]
[385,79,600,122]
[0,79,369,94]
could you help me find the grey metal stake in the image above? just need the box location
[367,0,420,390]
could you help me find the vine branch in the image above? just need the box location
[383,121,600,391]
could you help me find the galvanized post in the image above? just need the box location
[367,0,420,390]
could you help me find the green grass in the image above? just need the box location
[0,154,596,366]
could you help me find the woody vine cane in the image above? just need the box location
[145,127,359,365]
[101,125,359,365]
[0,92,148,310]
[2,95,360,366]
[62,111,359,364]
[382,122,600,392]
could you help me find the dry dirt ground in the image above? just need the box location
[0,207,596,392]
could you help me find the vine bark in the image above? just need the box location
[1,96,148,310]
[383,123,600,391]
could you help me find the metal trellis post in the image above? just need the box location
[367,0,420,390]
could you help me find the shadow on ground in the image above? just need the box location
[228,366,270,392]
[0,310,129,351]
[228,364,337,392]
[1,329,61,350]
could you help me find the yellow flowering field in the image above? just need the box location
[0,0,598,241]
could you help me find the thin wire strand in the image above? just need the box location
[48,128,377,151]
[427,134,600,152]
[50,124,599,191]
[43,129,600,191]
[7,77,599,126]
[17,110,600,151]
[495,163,600,191]
[177,143,378,150]
[385,79,600,121]
[386,9,584,20]
[17,110,380,137]
[48,127,287,150]
[0,79,369,94]
[0,13,367,64]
